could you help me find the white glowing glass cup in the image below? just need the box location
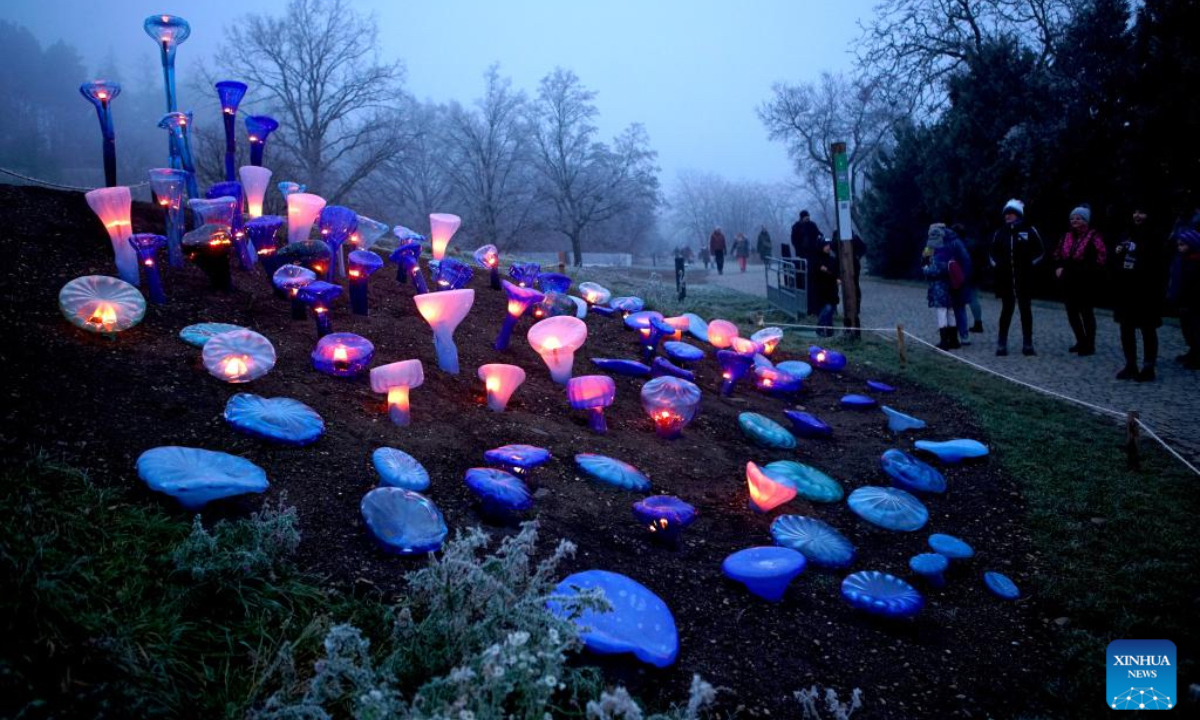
[370,359,425,426]
[85,186,138,286]
[527,315,588,384]
[413,288,475,374]
[428,212,461,261]
[477,363,527,412]
[239,165,273,218]
[286,192,326,245]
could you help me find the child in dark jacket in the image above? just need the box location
[923,224,961,349]
[814,239,840,337]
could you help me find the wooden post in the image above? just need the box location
[557,251,567,273]
[831,141,860,337]
[1125,411,1141,470]
[896,324,907,366]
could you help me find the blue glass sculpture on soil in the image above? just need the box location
[179,322,244,347]
[128,233,168,304]
[246,215,286,282]
[508,261,541,288]
[717,350,754,396]
[347,250,384,315]
[610,296,645,315]
[537,272,572,294]
[390,238,428,292]
[683,313,709,342]
[984,571,1020,599]
[841,394,877,409]
[754,366,803,395]
[297,281,343,337]
[623,310,664,331]
[80,80,121,187]
[770,515,856,569]
[158,111,198,198]
[473,244,501,289]
[182,226,233,290]
[567,375,617,433]
[867,380,896,393]
[880,449,946,494]
[591,358,652,377]
[245,114,279,166]
[848,486,929,531]
[495,280,544,350]
[137,445,267,510]
[809,346,847,371]
[929,533,974,560]
[311,333,374,377]
[214,80,248,181]
[224,393,324,446]
[317,205,357,279]
[910,553,949,587]
[632,495,697,544]
[372,447,430,491]
[776,360,813,379]
[651,356,695,381]
[915,439,989,463]
[841,571,925,618]
[484,444,551,478]
[783,410,833,438]
[738,412,797,450]
[465,467,534,519]
[576,454,651,491]
[275,239,332,277]
[640,376,702,439]
[881,405,927,433]
[548,570,678,668]
[144,14,189,153]
[148,168,189,267]
[360,487,448,555]
[663,341,704,363]
[722,546,807,602]
[433,257,474,291]
[761,461,843,502]
[273,264,317,320]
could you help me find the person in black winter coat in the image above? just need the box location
[813,239,840,336]
[989,199,1046,356]
[791,210,824,315]
[1112,206,1167,381]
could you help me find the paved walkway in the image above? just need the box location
[702,266,1199,466]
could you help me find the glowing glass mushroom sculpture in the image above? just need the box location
[287,192,326,245]
[318,205,357,279]
[746,461,797,513]
[202,329,276,383]
[414,288,475,374]
[433,257,474,290]
[716,349,754,396]
[578,281,612,308]
[478,363,526,412]
[273,264,316,319]
[148,168,188,267]
[247,215,286,282]
[347,250,384,315]
[239,165,272,219]
[80,80,120,187]
[353,215,390,250]
[428,212,461,261]
[85,186,138,286]
[182,227,234,291]
[157,111,198,199]
[473,244,501,289]
[640,376,702,438]
[128,233,168,304]
[311,332,374,377]
[390,237,428,293]
[751,327,784,355]
[215,80,248,181]
[567,375,617,433]
[707,319,739,349]
[245,115,279,167]
[278,180,305,199]
[527,315,588,384]
[370,359,424,426]
[495,280,544,350]
[144,14,189,112]
[296,280,342,337]
[508,261,541,288]
[59,275,145,336]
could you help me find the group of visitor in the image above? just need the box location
[696,227,754,275]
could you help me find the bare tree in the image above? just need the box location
[219,0,406,203]
[667,170,799,254]
[530,68,659,266]
[377,101,456,228]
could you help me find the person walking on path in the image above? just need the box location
[732,232,750,272]
[1054,204,1107,356]
[1169,224,1200,369]
[756,225,772,263]
[990,199,1045,356]
[943,225,973,346]
[698,245,710,271]
[791,210,824,315]
[924,224,961,350]
[952,222,986,334]
[814,238,840,336]
[1112,206,1167,381]
[709,227,727,275]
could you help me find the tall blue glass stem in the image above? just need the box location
[223,113,237,181]
[250,141,265,167]
[93,100,117,187]
[164,202,185,267]
[432,329,460,374]
[349,278,370,315]
[495,315,519,351]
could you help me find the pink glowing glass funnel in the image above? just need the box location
[413,288,475,374]
[428,213,461,261]
[239,165,272,219]
[286,192,326,245]
[85,186,138,286]
[746,461,797,513]
[370,359,424,426]
[527,316,588,384]
[478,363,526,412]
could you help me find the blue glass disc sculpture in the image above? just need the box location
[372,447,430,491]
[738,412,797,450]
[508,261,541,288]
[841,394,877,409]
[663,341,704,363]
[809,346,847,371]
[610,296,645,314]
[770,515,856,569]
[136,445,267,510]
[591,358,652,377]
[783,410,833,438]
[465,467,534,517]
[632,495,697,543]
[537,272,572,294]
[80,80,121,187]
[880,449,946,494]
[929,533,974,560]
[433,257,474,290]
[651,356,695,381]
[983,571,1020,600]
[360,487,448,555]
[317,205,358,279]
[245,115,279,166]
[761,461,843,502]
[717,350,754,396]
[483,444,551,477]
[548,570,678,668]
[914,439,990,463]
[202,328,276,383]
[776,360,813,379]
[311,333,374,377]
[214,80,248,181]
[910,553,949,587]
[224,393,324,446]
[179,322,245,347]
[881,406,927,433]
[848,486,929,531]
[867,380,896,393]
[683,313,709,342]
[722,546,806,602]
[841,571,924,618]
[623,310,664,331]
[575,454,651,491]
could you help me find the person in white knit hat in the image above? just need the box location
[988,199,1045,356]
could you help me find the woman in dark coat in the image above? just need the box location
[814,239,840,336]
[1054,205,1107,356]
[989,199,1046,356]
[1112,206,1166,381]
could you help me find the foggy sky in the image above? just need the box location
[4,0,873,185]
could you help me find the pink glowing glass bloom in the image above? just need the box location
[202,329,276,384]
[578,281,611,306]
[413,288,475,374]
[663,316,689,340]
[640,376,702,438]
[239,165,272,219]
[58,275,145,335]
[746,461,797,512]
[370,359,425,426]
[286,192,326,245]
[527,315,588,384]
[729,336,763,356]
[428,212,461,261]
[478,363,527,412]
[751,327,784,355]
[567,375,617,433]
[85,186,138,286]
[706,319,739,349]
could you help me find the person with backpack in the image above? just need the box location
[989,199,1046,356]
[1053,204,1107,356]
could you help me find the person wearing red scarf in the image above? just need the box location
[1054,205,1107,356]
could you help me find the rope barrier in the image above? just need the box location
[0,167,150,192]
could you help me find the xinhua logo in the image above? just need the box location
[1106,639,1176,710]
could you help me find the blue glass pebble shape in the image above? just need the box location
[783,410,833,438]
[762,461,843,502]
[483,444,551,472]
[575,453,651,491]
[928,533,974,559]
[841,394,877,409]
[841,571,925,618]
[809,346,847,371]
[682,313,709,342]
[909,553,949,584]
[651,356,695,381]
[983,571,1020,600]
[610,296,645,313]
[776,360,813,379]
[465,467,534,514]
[136,446,269,510]
[722,546,807,602]
[591,358,653,377]
[848,486,930,531]
[914,439,990,463]
[632,495,697,541]
[179,322,245,347]
[867,380,896,393]
[880,449,946,494]
[738,412,797,449]
[311,333,375,377]
[360,487,448,555]
[548,570,678,668]
[371,447,431,491]
[624,310,664,330]
[753,353,774,369]
[770,515,857,569]
[224,393,324,446]
[662,341,705,363]
[881,406,927,433]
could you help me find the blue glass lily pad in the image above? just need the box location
[179,322,245,347]
[632,495,697,542]
[738,412,796,449]
[984,571,1020,600]
[929,533,974,560]
[484,444,551,476]
[610,296,645,313]
[910,553,949,586]
[881,406,927,433]
[371,447,430,491]
[848,486,929,531]
[136,446,268,510]
[682,313,709,342]
[841,571,924,618]
[548,570,678,668]
[770,515,856,569]
[651,356,695,381]
[762,461,843,502]
[224,393,324,446]
[867,380,896,393]
[591,358,652,377]
[360,487,447,555]
[841,394,877,409]
[776,360,813,379]
[880,449,946,494]
[783,410,832,438]
[662,341,704,363]
[465,467,533,515]
[753,353,774,369]
[915,439,989,463]
[624,310,663,331]
[722,546,806,602]
[575,453,651,491]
